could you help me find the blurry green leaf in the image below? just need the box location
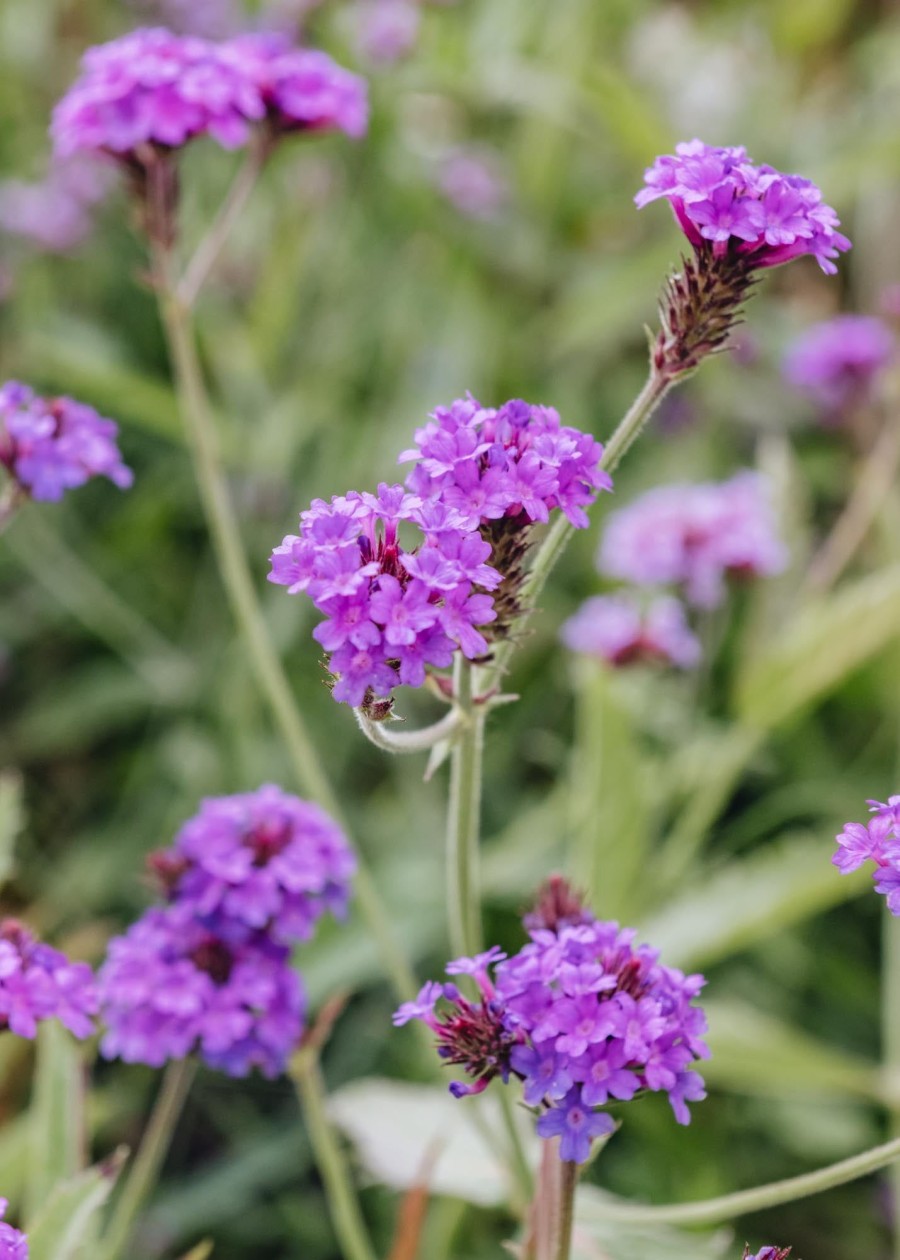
[27,1150,126,1260]
[702,999,882,1103]
[328,1078,537,1207]
[0,771,23,891]
[6,665,157,760]
[483,788,566,901]
[0,1114,34,1208]
[574,1187,730,1260]
[643,831,869,970]
[25,1023,86,1225]
[178,1244,214,1260]
[735,567,900,729]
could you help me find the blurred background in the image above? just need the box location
[2,0,900,1256]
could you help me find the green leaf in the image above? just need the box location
[178,1244,214,1260]
[643,831,869,970]
[735,566,900,730]
[25,1023,86,1224]
[327,1078,538,1207]
[0,771,23,892]
[574,1187,730,1260]
[27,1150,127,1260]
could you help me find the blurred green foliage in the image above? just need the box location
[2,0,900,1256]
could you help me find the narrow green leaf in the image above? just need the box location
[27,1150,127,1260]
[25,1023,86,1224]
[574,1187,730,1260]
[0,772,23,892]
[178,1243,214,1260]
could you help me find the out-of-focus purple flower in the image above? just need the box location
[352,0,421,65]
[637,140,850,276]
[834,797,900,914]
[0,381,132,503]
[150,784,355,945]
[437,148,509,221]
[51,28,266,161]
[98,903,304,1077]
[0,159,113,254]
[783,315,894,417]
[127,0,241,38]
[560,593,701,669]
[394,882,709,1163]
[598,472,786,609]
[743,1249,792,1260]
[221,34,368,139]
[0,1200,27,1260]
[0,920,97,1041]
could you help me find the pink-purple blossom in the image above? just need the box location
[833,795,900,913]
[394,900,709,1162]
[637,140,850,275]
[743,1249,791,1260]
[0,920,98,1042]
[150,784,355,945]
[0,1200,27,1260]
[783,315,894,416]
[0,159,112,254]
[0,381,132,503]
[437,148,508,221]
[352,0,421,65]
[560,593,700,669]
[598,472,786,609]
[98,903,304,1077]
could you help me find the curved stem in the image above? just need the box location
[291,1051,378,1260]
[583,1134,900,1226]
[354,705,463,754]
[98,1059,197,1260]
[445,656,484,959]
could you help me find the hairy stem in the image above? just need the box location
[355,705,463,754]
[445,656,484,959]
[98,1059,197,1260]
[554,1161,578,1260]
[291,1051,378,1260]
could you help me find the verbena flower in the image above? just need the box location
[783,315,894,417]
[743,1248,792,1260]
[0,1200,27,1260]
[98,903,304,1077]
[833,796,900,913]
[0,920,98,1041]
[149,784,355,945]
[560,593,700,669]
[352,0,421,66]
[394,883,709,1163]
[0,159,112,254]
[598,472,786,609]
[269,483,499,707]
[437,148,508,221]
[0,381,132,502]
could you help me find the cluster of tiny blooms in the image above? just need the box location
[0,920,98,1041]
[783,315,894,416]
[269,484,499,706]
[394,912,708,1163]
[98,903,303,1077]
[743,1249,792,1260]
[0,1201,27,1260]
[0,382,132,503]
[599,472,786,609]
[149,783,356,945]
[637,140,850,275]
[51,26,367,161]
[833,795,900,912]
[560,593,700,670]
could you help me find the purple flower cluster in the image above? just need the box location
[99,904,303,1077]
[560,594,700,670]
[637,140,850,275]
[0,159,112,254]
[436,148,508,222]
[833,795,900,913]
[743,1249,791,1260]
[353,0,422,65]
[0,1200,27,1260]
[598,472,786,609]
[269,484,499,706]
[783,315,894,417]
[51,26,367,162]
[394,903,709,1164]
[150,783,356,944]
[0,381,132,503]
[0,920,98,1041]
[99,786,351,1076]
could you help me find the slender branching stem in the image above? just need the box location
[98,1060,197,1260]
[354,705,464,754]
[445,656,484,959]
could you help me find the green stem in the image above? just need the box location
[291,1052,378,1260]
[98,1060,197,1260]
[884,910,900,1260]
[554,1161,578,1260]
[584,1134,900,1226]
[354,705,463,754]
[0,482,23,534]
[445,656,484,959]
[497,1089,535,1208]
[154,259,419,1006]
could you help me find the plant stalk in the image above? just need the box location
[554,1161,578,1260]
[885,907,900,1259]
[445,655,484,959]
[355,705,463,754]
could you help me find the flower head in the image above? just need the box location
[150,784,355,945]
[598,473,786,609]
[0,159,112,254]
[742,1249,792,1260]
[0,1200,27,1260]
[834,795,900,913]
[0,382,132,503]
[560,593,700,669]
[783,316,894,417]
[352,0,421,66]
[0,920,98,1041]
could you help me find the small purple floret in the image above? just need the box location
[560,593,700,669]
[0,1199,27,1260]
[0,920,98,1042]
[783,315,894,417]
[834,797,900,913]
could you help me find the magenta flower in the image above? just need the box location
[0,381,132,503]
[833,797,900,912]
[0,920,97,1042]
[352,0,421,66]
[743,1249,792,1260]
[0,1200,27,1260]
[783,315,894,417]
[560,593,700,669]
